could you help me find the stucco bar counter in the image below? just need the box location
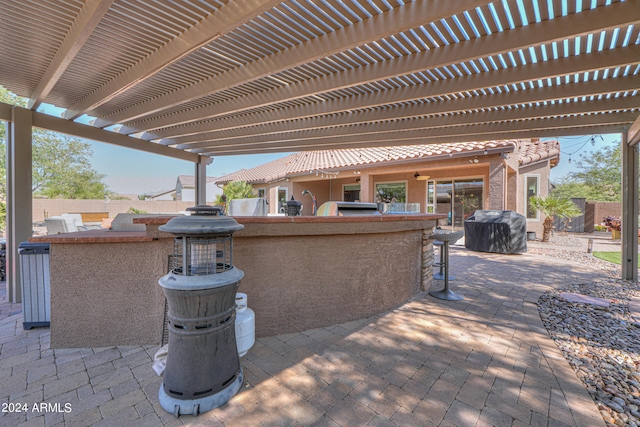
[30,214,444,348]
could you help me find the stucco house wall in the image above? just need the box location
[216,140,560,235]
[518,162,554,237]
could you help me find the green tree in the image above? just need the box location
[0,86,108,203]
[529,195,582,242]
[551,144,621,202]
[31,132,106,199]
[550,177,599,201]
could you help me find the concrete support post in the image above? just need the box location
[359,172,371,203]
[7,107,33,303]
[488,159,505,210]
[621,133,638,281]
[195,155,211,206]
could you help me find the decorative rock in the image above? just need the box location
[612,396,626,407]
[538,270,640,427]
[608,401,624,413]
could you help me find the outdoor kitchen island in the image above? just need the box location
[29,213,444,348]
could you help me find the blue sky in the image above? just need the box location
[549,132,621,180]
[37,102,291,195]
[86,132,622,195]
[86,141,290,195]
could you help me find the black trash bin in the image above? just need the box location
[464,210,527,254]
[18,242,51,329]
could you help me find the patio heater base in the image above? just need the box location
[159,368,243,417]
[428,288,464,301]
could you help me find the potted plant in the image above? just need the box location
[603,216,621,240]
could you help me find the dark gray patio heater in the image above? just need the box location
[158,206,245,417]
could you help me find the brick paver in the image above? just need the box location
[0,244,610,426]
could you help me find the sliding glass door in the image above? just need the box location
[433,179,484,229]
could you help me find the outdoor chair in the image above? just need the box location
[61,213,101,231]
[44,217,74,234]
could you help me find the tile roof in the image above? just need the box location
[216,139,558,184]
[177,175,219,187]
[519,139,561,166]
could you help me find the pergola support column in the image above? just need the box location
[7,106,33,303]
[195,155,212,205]
[621,132,638,281]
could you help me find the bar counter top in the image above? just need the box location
[30,213,446,243]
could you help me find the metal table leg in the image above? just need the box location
[429,240,464,301]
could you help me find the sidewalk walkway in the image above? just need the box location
[0,244,612,426]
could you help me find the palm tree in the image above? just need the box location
[529,195,582,242]
[215,181,255,206]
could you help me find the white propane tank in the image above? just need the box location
[235,293,255,357]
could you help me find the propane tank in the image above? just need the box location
[235,293,255,357]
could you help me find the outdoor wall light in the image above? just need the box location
[469,157,479,163]
[483,149,488,155]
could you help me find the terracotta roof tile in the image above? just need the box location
[519,139,560,166]
[216,139,558,184]
[178,175,219,187]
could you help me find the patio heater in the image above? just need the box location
[158,205,245,417]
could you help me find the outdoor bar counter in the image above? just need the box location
[30,214,444,348]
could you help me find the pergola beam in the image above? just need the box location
[25,107,201,163]
[184,98,640,151]
[27,0,113,111]
[197,112,637,155]
[122,0,639,132]
[202,125,627,156]
[628,113,640,146]
[63,0,281,120]
[92,0,514,126]
[169,75,640,146]
[143,46,640,141]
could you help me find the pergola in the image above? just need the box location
[0,0,639,302]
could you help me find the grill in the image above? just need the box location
[464,210,527,254]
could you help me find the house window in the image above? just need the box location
[526,175,539,220]
[375,182,407,203]
[255,188,266,198]
[426,181,435,213]
[343,184,360,202]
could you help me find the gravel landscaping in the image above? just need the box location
[533,234,640,427]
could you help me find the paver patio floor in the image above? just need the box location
[0,245,610,426]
